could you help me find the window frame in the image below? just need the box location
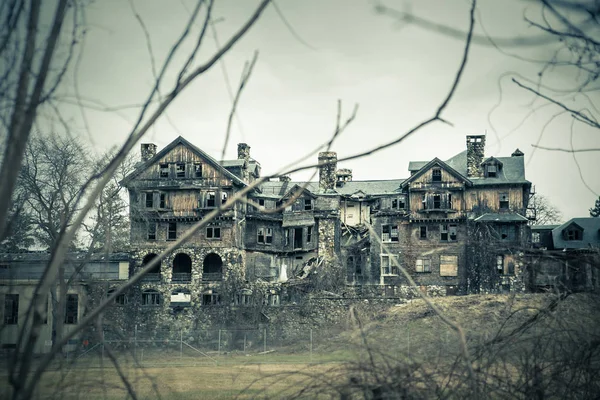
[206,226,221,239]
[167,222,177,241]
[499,193,509,209]
[193,163,202,178]
[419,226,427,239]
[206,191,216,208]
[159,163,169,178]
[380,254,399,276]
[159,193,166,208]
[307,226,313,244]
[440,255,458,277]
[415,258,432,273]
[432,168,442,182]
[147,223,157,240]
[142,290,161,306]
[175,163,186,178]
[304,198,313,211]
[382,224,399,243]
[3,294,18,325]
[145,192,154,208]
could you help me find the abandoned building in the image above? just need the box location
[529,218,600,292]
[121,134,534,306]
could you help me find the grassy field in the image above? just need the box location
[5,292,599,399]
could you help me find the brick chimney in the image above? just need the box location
[466,135,485,178]
[141,143,157,162]
[318,152,337,191]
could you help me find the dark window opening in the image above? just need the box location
[207,227,221,239]
[203,253,223,280]
[194,163,202,178]
[433,194,441,209]
[221,192,228,204]
[107,289,128,305]
[142,253,161,280]
[266,228,273,244]
[304,199,313,211]
[4,294,18,325]
[142,290,161,306]
[257,228,265,243]
[147,223,156,240]
[258,199,265,207]
[448,194,452,208]
[145,193,154,208]
[159,193,166,208]
[432,168,442,182]
[382,224,399,242]
[392,197,406,209]
[507,262,515,275]
[565,229,582,241]
[440,224,448,241]
[172,253,192,279]
[168,222,177,240]
[307,226,313,243]
[486,165,497,178]
[176,163,186,178]
[206,192,216,208]
[420,226,427,239]
[159,163,169,178]
[294,227,303,249]
[499,193,509,210]
[449,224,457,241]
[64,294,78,324]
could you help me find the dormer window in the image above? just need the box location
[565,228,582,241]
[485,165,497,178]
[432,168,442,182]
[482,158,503,178]
[304,198,313,211]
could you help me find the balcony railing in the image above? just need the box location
[171,273,192,282]
[141,273,161,282]
[202,272,223,281]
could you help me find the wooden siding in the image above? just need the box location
[465,187,524,212]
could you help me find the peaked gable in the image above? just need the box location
[121,136,247,187]
[401,157,472,189]
[280,184,317,201]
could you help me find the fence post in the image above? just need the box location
[218,329,222,355]
[102,329,105,367]
[244,333,247,353]
[180,329,183,359]
[310,328,313,363]
[263,328,267,354]
[407,325,410,358]
[134,325,137,359]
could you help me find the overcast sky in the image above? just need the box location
[48,0,600,221]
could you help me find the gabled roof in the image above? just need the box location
[481,156,503,167]
[444,150,529,186]
[257,179,405,198]
[281,184,317,200]
[552,217,600,250]
[401,157,472,188]
[121,136,247,187]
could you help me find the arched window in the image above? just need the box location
[107,288,128,305]
[142,289,161,306]
[202,253,222,281]
[172,253,192,282]
[142,253,160,281]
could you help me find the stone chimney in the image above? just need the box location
[237,143,250,162]
[318,152,337,191]
[511,148,524,157]
[141,143,157,162]
[466,135,485,178]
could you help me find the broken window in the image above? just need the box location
[194,163,202,178]
[448,194,452,209]
[171,289,191,308]
[237,289,253,306]
[168,222,177,240]
[433,194,441,209]
[221,192,228,205]
[416,258,431,273]
[432,168,442,182]
[449,224,457,241]
[284,229,290,246]
[439,224,457,241]
[420,226,427,239]
[382,224,399,242]
[142,290,161,306]
[499,225,515,241]
[440,224,448,241]
[147,223,156,240]
[159,193,166,208]
[486,165,497,178]
[4,294,18,325]
[497,255,504,273]
[176,163,186,178]
[206,226,221,239]
[380,254,399,276]
[422,194,427,209]
[440,255,458,277]
[266,228,273,244]
[145,192,154,208]
[206,191,216,208]
[304,198,313,211]
[499,193,509,209]
[64,294,78,324]
[532,232,540,243]
[258,199,265,207]
[257,228,265,244]
[307,226,313,243]
[159,163,169,178]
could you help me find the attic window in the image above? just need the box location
[304,199,313,211]
[176,163,186,178]
[486,165,497,178]
[194,163,202,178]
[433,194,441,209]
[159,163,169,178]
[565,228,582,241]
[432,168,442,182]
